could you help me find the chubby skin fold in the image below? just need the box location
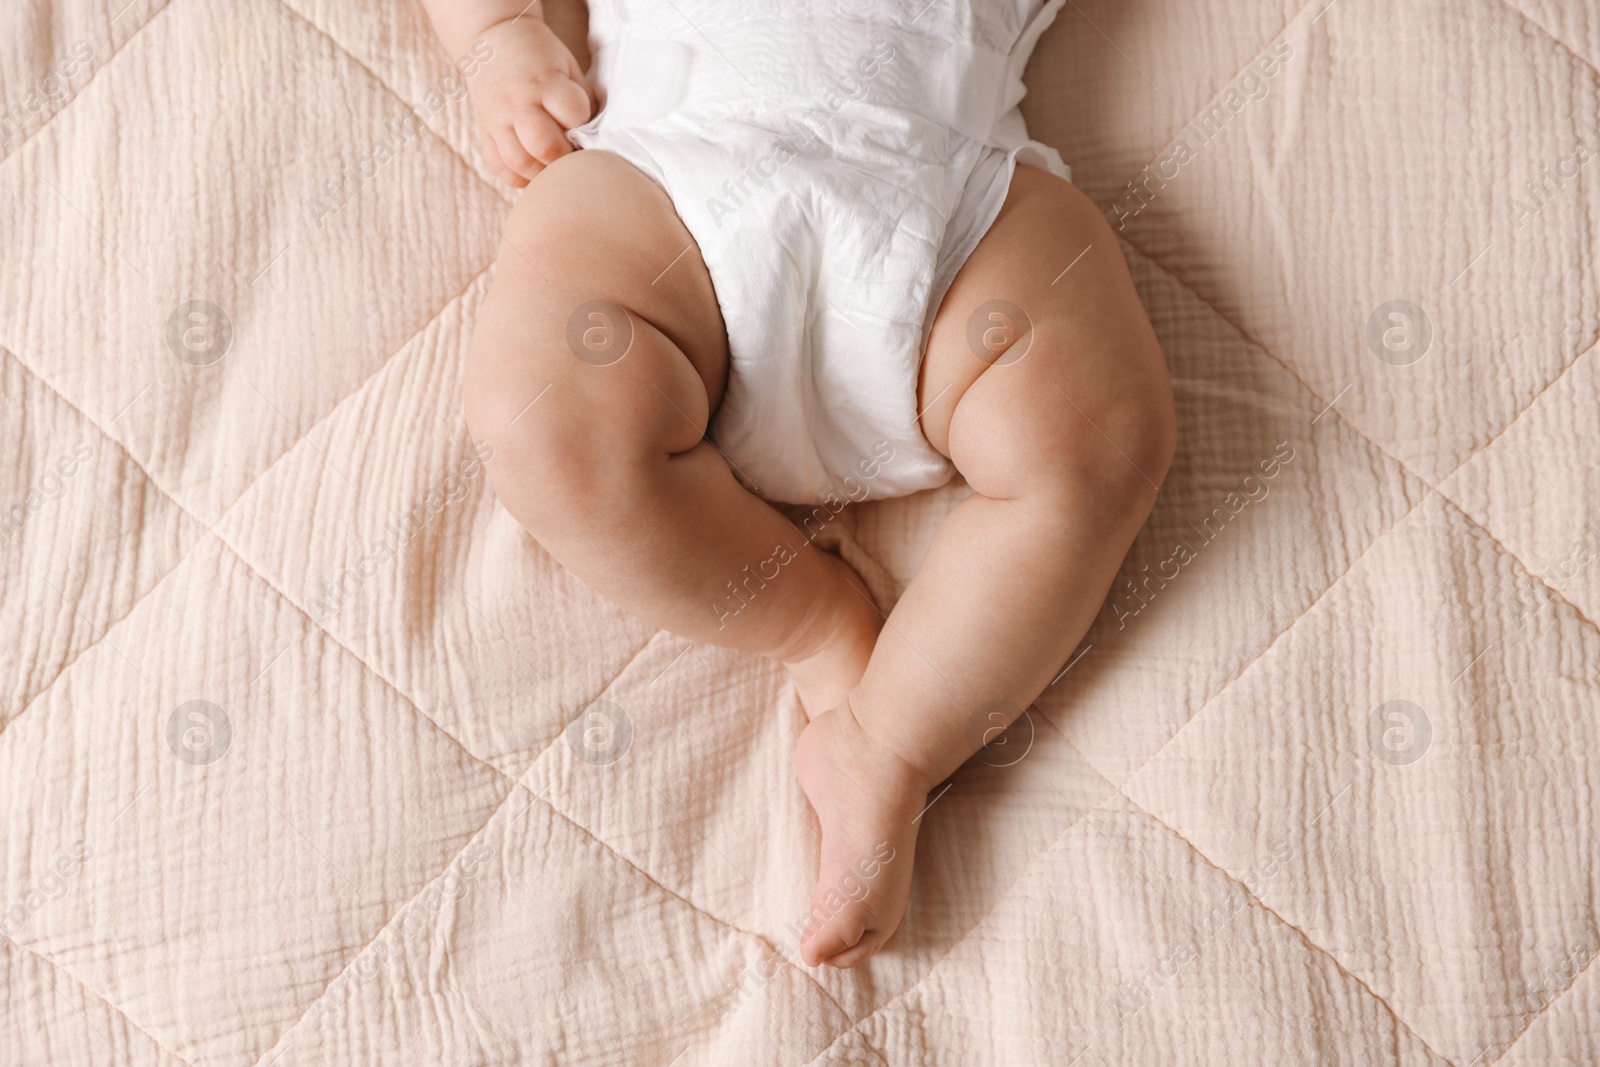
[426,1,1175,968]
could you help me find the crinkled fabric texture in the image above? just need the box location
[572,0,1072,504]
[1,0,1599,1065]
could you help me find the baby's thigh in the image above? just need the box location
[465,150,729,429]
[463,151,731,522]
[918,165,1174,495]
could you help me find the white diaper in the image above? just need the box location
[570,0,1071,505]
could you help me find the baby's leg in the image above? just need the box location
[465,151,880,715]
[798,166,1176,966]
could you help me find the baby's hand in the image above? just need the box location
[468,16,593,186]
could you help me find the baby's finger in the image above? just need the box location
[513,107,574,168]
[541,72,593,130]
[566,54,596,109]
[493,125,542,184]
[480,132,522,187]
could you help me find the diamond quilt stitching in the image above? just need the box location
[794,2,1600,1039]
[1,0,512,525]
[1490,0,1600,82]
[1121,797,1455,1066]
[1115,485,1600,1063]
[570,0,1600,1045]
[267,0,513,208]
[4,918,195,1067]
[1080,261,1600,1053]
[1115,232,1595,506]
[0,349,850,1048]
[0,1,174,170]
[0,348,204,741]
[1,35,725,1035]
[1115,239,1600,647]
[6,0,1596,1058]
[1492,943,1600,1065]
[0,260,489,734]
[245,780,529,1067]
[206,262,493,528]
[801,784,1131,1064]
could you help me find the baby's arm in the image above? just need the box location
[419,0,592,186]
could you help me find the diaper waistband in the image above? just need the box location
[586,19,1017,145]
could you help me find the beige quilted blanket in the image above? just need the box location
[3,0,1598,1063]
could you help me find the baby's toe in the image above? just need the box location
[800,902,870,967]
[823,933,883,969]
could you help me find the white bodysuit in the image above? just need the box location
[569,0,1070,505]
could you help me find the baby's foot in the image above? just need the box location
[781,554,882,720]
[793,700,930,967]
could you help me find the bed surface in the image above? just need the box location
[2,0,1598,1063]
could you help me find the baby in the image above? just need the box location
[422,0,1174,967]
